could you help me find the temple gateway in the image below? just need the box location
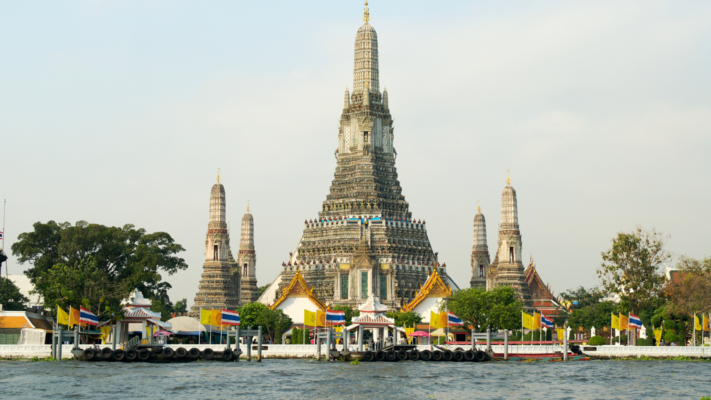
[258,4,458,311]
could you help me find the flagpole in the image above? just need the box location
[610,313,612,346]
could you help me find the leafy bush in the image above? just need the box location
[663,319,677,331]
[664,331,678,343]
[612,335,628,343]
[636,338,649,346]
[589,336,606,345]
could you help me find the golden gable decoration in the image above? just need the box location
[401,267,452,312]
[270,269,327,311]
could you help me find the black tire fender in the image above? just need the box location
[362,351,374,362]
[162,347,175,359]
[112,349,126,361]
[420,350,432,361]
[175,347,188,358]
[203,348,214,360]
[222,349,235,361]
[101,347,113,360]
[137,349,151,361]
[188,348,201,359]
[125,349,138,362]
[83,348,96,361]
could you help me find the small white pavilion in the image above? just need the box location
[347,295,405,350]
[109,290,172,346]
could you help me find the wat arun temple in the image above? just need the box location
[191,3,563,314]
[259,4,460,310]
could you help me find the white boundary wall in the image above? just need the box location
[3,344,710,359]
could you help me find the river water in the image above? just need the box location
[1,359,709,399]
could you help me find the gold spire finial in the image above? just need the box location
[246,200,250,213]
[216,167,221,183]
[506,169,511,185]
[362,1,370,23]
[477,199,481,213]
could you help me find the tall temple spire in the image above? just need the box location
[239,200,259,303]
[265,9,456,311]
[470,203,490,289]
[190,177,241,317]
[489,176,531,305]
[501,171,518,229]
[353,4,379,94]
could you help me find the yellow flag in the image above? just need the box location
[405,327,415,337]
[522,312,533,330]
[704,315,710,332]
[653,328,663,346]
[100,327,111,343]
[200,309,212,325]
[556,328,564,341]
[211,309,222,326]
[611,314,620,330]
[304,310,316,327]
[57,306,70,326]
[695,315,702,331]
[69,306,81,329]
[533,312,541,330]
[430,311,441,329]
[440,312,449,329]
[619,314,629,330]
[316,310,326,327]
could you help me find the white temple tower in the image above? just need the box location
[488,173,531,304]
[470,202,490,289]
[239,202,259,303]
[189,171,241,316]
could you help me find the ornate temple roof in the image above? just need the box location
[401,268,453,312]
[270,269,327,311]
[524,263,556,301]
[124,289,152,308]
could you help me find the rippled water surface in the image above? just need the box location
[2,358,709,399]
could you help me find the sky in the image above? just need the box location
[1,1,710,307]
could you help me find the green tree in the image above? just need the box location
[386,310,422,327]
[330,305,360,326]
[150,297,175,321]
[560,286,603,309]
[12,220,187,319]
[598,227,670,344]
[174,299,188,314]
[0,277,29,311]
[236,302,293,343]
[567,301,619,330]
[446,286,523,331]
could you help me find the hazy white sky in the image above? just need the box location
[1,1,710,307]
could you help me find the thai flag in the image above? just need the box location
[0,231,3,239]
[222,309,240,326]
[629,314,643,329]
[79,306,99,326]
[326,310,346,325]
[448,312,463,326]
[541,314,554,328]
